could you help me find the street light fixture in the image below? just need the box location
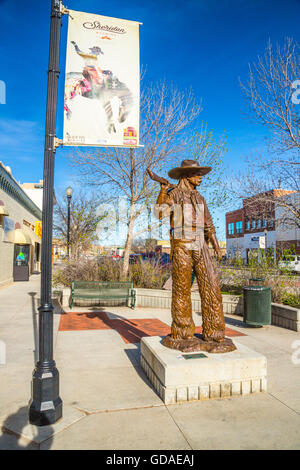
[264,228,268,248]
[65,186,73,198]
[65,186,73,257]
[264,229,268,260]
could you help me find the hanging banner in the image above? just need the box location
[2,217,14,243]
[34,221,42,239]
[63,10,140,148]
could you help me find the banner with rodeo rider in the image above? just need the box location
[63,10,140,147]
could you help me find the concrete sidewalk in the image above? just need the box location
[0,275,300,449]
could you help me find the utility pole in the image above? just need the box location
[66,186,73,257]
[29,0,63,426]
[147,205,152,239]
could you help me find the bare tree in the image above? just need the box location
[70,81,202,277]
[54,191,104,259]
[186,123,228,210]
[234,37,300,228]
[230,153,300,229]
[240,37,300,155]
[70,77,231,278]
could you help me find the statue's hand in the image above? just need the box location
[160,182,171,191]
[215,248,222,261]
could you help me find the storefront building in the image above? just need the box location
[225,189,298,262]
[0,163,42,287]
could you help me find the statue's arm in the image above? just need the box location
[203,198,222,259]
[154,185,174,219]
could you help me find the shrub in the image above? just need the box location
[52,256,171,289]
[53,255,299,307]
[130,259,171,289]
[277,292,300,308]
[215,259,300,302]
[216,264,251,295]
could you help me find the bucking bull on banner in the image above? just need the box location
[64,41,133,134]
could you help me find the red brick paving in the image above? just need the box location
[59,311,111,332]
[59,311,246,344]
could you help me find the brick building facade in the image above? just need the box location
[225,189,299,261]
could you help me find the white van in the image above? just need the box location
[278,255,300,273]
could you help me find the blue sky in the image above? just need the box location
[0,0,299,239]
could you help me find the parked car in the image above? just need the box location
[278,255,300,274]
[129,254,143,264]
[142,252,171,266]
[111,255,122,261]
[157,252,170,266]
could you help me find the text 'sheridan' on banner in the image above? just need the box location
[63,10,140,148]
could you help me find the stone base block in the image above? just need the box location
[272,303,300,332]
[140,336,267,404]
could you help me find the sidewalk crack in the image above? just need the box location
[164,405,194,450]
[73,403,165,416]
[267,392,300,417]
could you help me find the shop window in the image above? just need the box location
[14,244,30,266]
[13,244,30,281]
[228,223,234,235]
[236,221,243,234]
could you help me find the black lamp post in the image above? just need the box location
[264,228,268,250]
[65,186,73,257]
[29,0,63,426]
[264,228,268,261]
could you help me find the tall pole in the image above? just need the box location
[67,196,71,257]
[65,186,73,257]
[264,229,268,260]
[159,219,162,240]
[29,0,63,426]
[147,205,151,239]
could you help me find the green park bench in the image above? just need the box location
[70,281,136,309]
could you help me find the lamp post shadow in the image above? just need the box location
[0,405,54,450]
[28,292,39,364]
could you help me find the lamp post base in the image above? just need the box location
[29,363,62,426]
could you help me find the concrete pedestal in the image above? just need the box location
[140,336,267,404]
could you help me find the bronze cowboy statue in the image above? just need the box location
[150,160,236,353]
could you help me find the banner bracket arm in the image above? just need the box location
[54,137,63,149]
[60,3,70,15]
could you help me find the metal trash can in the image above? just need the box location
[243,278,271,326]
[249,278,265,287]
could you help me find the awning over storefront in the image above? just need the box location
[24,226,42,245]
[0,205,9,216]
[6,228,32,245]
[26,226,41,245]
